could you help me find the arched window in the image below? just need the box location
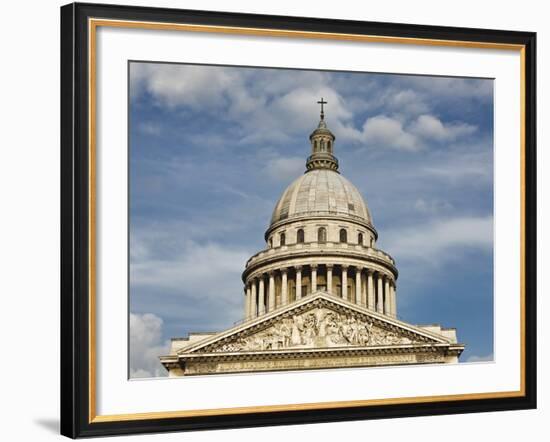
[297,228,305,244]
[358,232,363,245]
[327,140,332,152]
[320,140,325,151]
[318,227,327,243]
[339,229,348,243]
[268,237,273,248]
[280,232,286,246]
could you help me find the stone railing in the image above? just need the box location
[245,241,395,268]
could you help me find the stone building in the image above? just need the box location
[160,101,464,376]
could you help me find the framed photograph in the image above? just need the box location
[60,2,536,438]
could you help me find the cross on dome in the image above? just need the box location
[317,97,327,120]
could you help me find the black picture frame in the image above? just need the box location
[60,2,537,438]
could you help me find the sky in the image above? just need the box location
[128,61,494,378]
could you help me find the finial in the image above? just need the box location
[317,97,327,120]
[306,100,338,173]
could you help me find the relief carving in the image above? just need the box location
[212,308,417,352]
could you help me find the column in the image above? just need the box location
[341,265,348,301]
[268,271,275,312]
[391,281,397,317]
[245,284,251,318]
[281,268,288,306]
[384,276,391,315]
[376,273,384,313]
[355,267,362,305]
[250,279,257,318]
[258,275,265,315]
[362,271,367,307]
[326,264,333,295]
[311,264,317,293]
[367,269,374,310]
[295,266,302,300]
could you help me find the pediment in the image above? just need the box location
[180,292,451,355]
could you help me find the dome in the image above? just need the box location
[270,169,373,227]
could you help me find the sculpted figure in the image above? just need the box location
[291,316,303,345]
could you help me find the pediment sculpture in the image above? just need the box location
[208,307,425,353]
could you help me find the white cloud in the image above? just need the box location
[131,63,483,151]
[131,63,253,111]
[129,312,170,378]
[265,156,304,182]
[410,114,477,141]
[361,114,477,151]
[362,115,418,150]
[385,89,431,116]
[383,215,493,265]
[466,353,494,362]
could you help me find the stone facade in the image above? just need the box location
[160,104,464,376]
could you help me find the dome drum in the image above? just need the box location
[265,217,377,248]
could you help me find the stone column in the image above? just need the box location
[281,268,288,307]
[295,266,302,300]
[384,276,391,315]
[355,268,362,305]
[311,264,317,293]
[245,284,251,318]
[258,276,265,315]
[250,279,257,318]
[341,265,348,301]
[391,281,397,317]
[376,273,384,313]
[268,271,275,312]
[326,264,333,294]
[367,269,374,310]
[362,272,367,307]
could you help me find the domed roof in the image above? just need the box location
[270,169,373,227]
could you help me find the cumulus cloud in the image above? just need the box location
[361,114,477,151]
[410,114,477,141]
[379,88,431,116]
[131,62,483,151]
[383,215,493,265]
[466,353,494,362]
[131,63,350,144]
[131,63,252,111]
[362,115,418,150]
[129,312,170,378]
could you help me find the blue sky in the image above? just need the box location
[128,61,494,377]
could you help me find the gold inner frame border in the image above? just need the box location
[87,17,527,424]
